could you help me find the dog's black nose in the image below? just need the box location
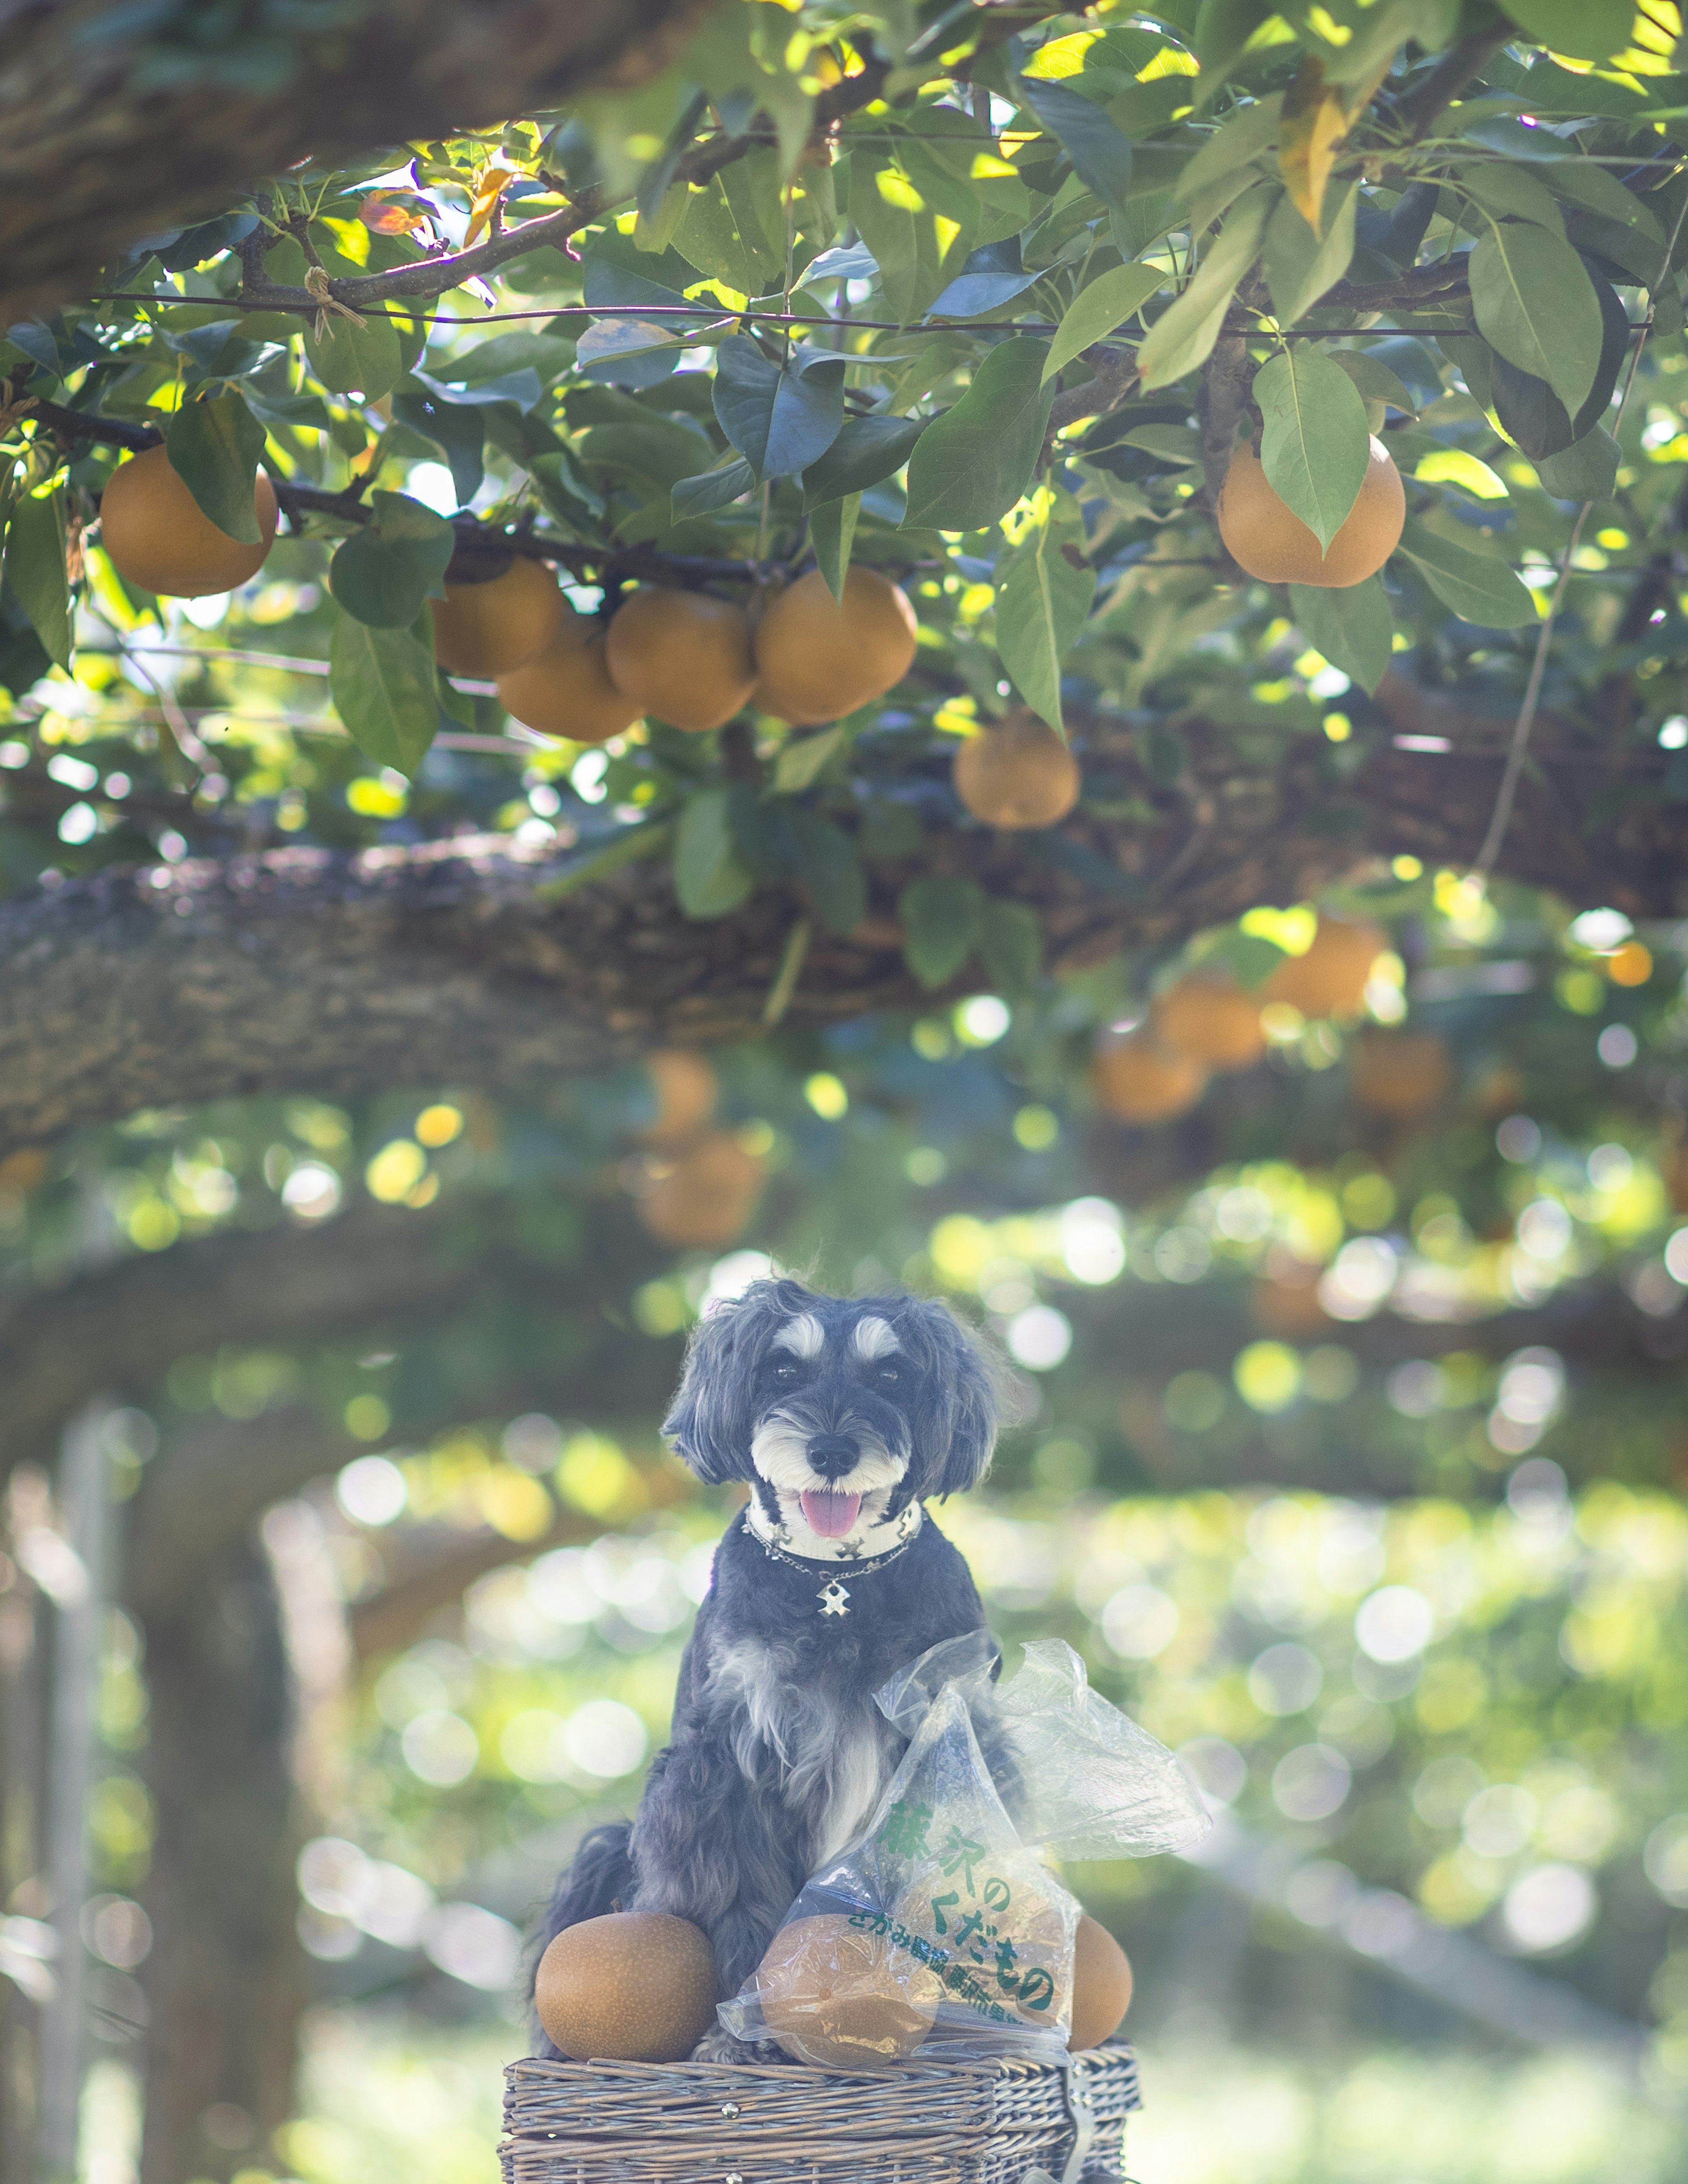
[806,1434,859,1479]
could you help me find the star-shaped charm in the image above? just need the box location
[818,1580,851,1617]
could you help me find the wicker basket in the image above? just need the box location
[500,2044,1141,2184]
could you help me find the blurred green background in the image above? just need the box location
[5,866,1687,2184]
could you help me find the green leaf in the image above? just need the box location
[773,725,844,793]
[1287,574,1393,695]
[979,898,1044,994]
[811,493,859,604]
[576,319,686,374]
[1572,264,1640,441]
[1496,0,1635,62]
[1329,347,1418,418]
[712,337,845,478]
[801,414,924,508]
[1453,162,1565,236]
[995,488,1096,732]
[577,414,713,485]
[899,117,1034,245]
[1535,424,1620,501]
[788,809,866,936]
[1437,332,1495,411]
[1193,0,1280,99]
[1489,352,1574,458]
[4,487,71,671]
[671,456,757,522]
[1396,519,1537,627]
[850,152,977,326]
[1263,181,1357,325]
[899,875,986,989]
[1255,345,1371,552]
[677,159,786,294]
[330,613,440,773]
[393,388,487,505]
[1541,160,1664,245]
[1042,261,1164,382]
[1175,95,1282,212]
[165,392,268,545]
[902,339,1055,533]
[1118,424,1204,462]
[264,234,309,286]
[1013,72,1134,213]
[305,311,404,400]
[1468,223,1601,418]
[329,491,455,628]
[674,788,755,919]
[1136,185,1274,390]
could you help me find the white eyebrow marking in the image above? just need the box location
[773,1313,825,1359]
[853,1316,900,1361]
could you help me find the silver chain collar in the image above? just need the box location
[748,1515,921,1617]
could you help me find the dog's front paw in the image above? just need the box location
[690,2025,790,2065]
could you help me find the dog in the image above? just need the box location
[532,1275,1000,2058]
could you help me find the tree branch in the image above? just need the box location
[233,57,893,317]
[0,0,717,323]
[0,1190,684,1476]
[1393,26,1515,144]
[0,704,1683,1159]
[1044,346,1140,461]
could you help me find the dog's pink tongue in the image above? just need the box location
[801,1490,862,1538]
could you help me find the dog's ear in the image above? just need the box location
[898,1297,998,1496]
[662,1277,813,1483]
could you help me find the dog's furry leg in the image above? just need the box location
[688,2025,791,2064]
[629,1742,806,1998]
[528,1821,635,2057]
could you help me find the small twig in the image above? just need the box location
[1197,283,1259,512]
[1392,27,1514,144]
[762,917,813,1026]
[120,647,210,772]
[1043,346,1139,465]
[532,821,674,902]
[1153,809,1214,897]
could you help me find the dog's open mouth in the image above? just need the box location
[800,1490,862,1537]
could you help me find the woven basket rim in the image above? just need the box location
[506,2042,1134,2084]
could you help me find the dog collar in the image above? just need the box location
[743,1499,923,1617]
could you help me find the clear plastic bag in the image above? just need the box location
[876,1630,1210,1861]
[720,1633,1208,2068]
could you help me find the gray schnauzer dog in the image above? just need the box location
[533,1274,999,2058]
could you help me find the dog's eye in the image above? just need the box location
[875,1364,901,1385]
[771,1360,799,1382]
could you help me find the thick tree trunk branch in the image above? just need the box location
[0,1197,684,1476]
[0,1206,463,1470]
[1,709,1685,1159]
[0,0,713,323]
[137,1532,304,2184]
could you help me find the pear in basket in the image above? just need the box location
[535,1912,718,2063]
[757,1913,944,2070]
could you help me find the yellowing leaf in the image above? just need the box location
[360,192,427,236]
[1278,56,1351,233]
[465,165,516,247]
